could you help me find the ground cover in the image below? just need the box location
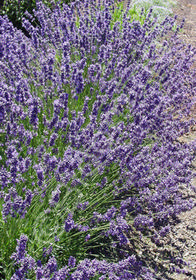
[0,0,196,279]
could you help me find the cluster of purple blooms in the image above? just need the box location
[1,0,196,278]
[9,233,157,280]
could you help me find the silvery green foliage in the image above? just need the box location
[131,0,177,22]
[0,0,196,278]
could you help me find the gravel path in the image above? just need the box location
[166,1,196,279]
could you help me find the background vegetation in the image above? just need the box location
[0,0,75,38]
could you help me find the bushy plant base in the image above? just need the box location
[0,0,196,279]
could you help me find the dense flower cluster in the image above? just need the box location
[1,0,196,278]
[10,234,155,280]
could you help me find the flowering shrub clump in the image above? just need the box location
[0,0,196,278]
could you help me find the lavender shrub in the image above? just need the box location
[0,0,196,278]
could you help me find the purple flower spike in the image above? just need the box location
[64,213,78,232]
[68,256,76,268]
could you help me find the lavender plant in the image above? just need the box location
[0,0,196,279]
